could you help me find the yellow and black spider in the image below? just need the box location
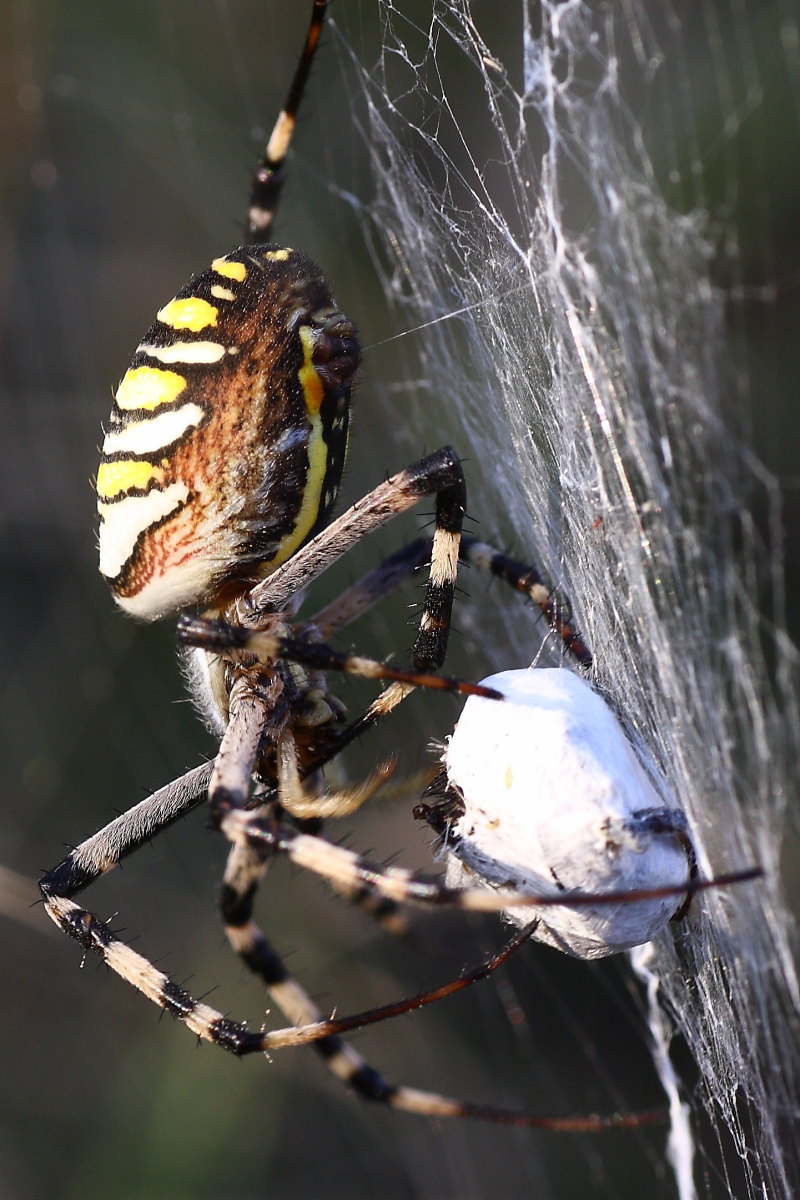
[40,1,699,1133]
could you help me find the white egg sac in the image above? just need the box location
[440,668,694,960]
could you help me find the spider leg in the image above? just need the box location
[180,447,473,782]
[217,863,656,1132]
[41,860,663,1129]
[217,819,425,1111]
[223,454,592,783]
[247,0,328,243]
[217,704,412,1054]
[249,530,594,940]
[310,535,592,669]
[205,669,426,1095]
[40,762,212,900]
[46,878,656,1129]
[274,733,434,933]
[221,531,589,945]
[299,531,594,771]
[39,663,717,1130]
[276,728,397,821]
[245,446,467,674]
[216,806,760,917]
[458,535,593,668]
[178,613,501,702]
[309,537,432,639]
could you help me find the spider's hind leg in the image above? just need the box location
[221,822,448,1111]
[217,824,396,1104]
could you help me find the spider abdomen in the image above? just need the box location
[97,245,358,619]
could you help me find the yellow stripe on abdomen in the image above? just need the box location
[115,366,187,412]
[297,325,324,413]
[97,460,165,500]
[211,257,248,282]
[156,297,219,331]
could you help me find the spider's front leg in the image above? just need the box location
[179,611,503,707]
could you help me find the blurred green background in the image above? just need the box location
[1,2,797,1198]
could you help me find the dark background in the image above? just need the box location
[2,3,797,1198]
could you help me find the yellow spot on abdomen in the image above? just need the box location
[139,341,225,364]
[97,460,165,499]
[263,248,291,262]
[157,297,219,331]
[116,366,187,412]
[298,325,324,414]
[211,257,247,281]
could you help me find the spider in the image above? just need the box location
[40,0,750,1133]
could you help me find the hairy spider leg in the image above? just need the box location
[307,534,592,664]
[174,448,478,956]
[458,537,593,668]
[242,447,469,673]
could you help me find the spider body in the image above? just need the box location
[99,245,358,619]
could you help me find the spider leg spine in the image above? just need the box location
[246,446,466,618]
